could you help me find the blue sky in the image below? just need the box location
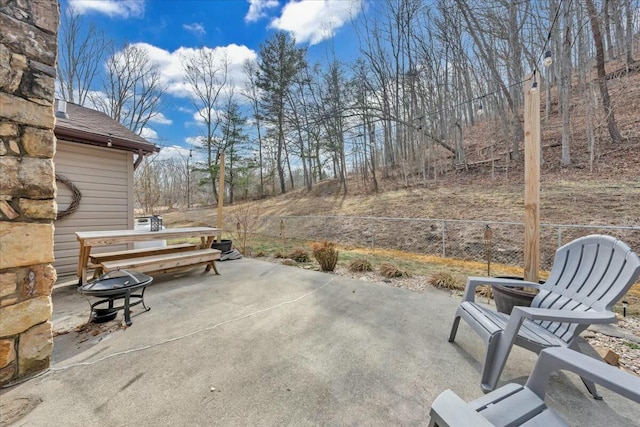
[61,0,365,158]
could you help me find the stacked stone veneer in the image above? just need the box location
[0,0,59,385]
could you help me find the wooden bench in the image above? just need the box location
[100,249,221,276]
[89,243,198,278]
[90,243,197,264]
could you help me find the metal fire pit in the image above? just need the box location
[78,270,152,326]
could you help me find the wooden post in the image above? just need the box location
[216,152,225,243]
[524,74,541,282]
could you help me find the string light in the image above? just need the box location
[477,102,484,115]
[107,138,112,147]
[543,51,553,67]
[530,72,538,93]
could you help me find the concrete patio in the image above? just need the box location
[1,258,639,426]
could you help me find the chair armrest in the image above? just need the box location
[526,347,640,403]
[495,308,617,373]
[429,390,494,427]
[511,307,617,324]
[462,277,541,302]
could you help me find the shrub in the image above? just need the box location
[281,258,297,266]
[428,272,464,290]
[379,263,405,278]
[312,241,339,272]
[288,248,310,263]
[348,258,373,272]
[253,250,266,257]
[274,251,285,259]
[476,285,493,300]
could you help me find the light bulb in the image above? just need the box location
[107,139,112,147]
[477,103,484,115]
[543,51,553,67]
[530,80,538,93]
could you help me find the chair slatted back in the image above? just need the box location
[531,235,640,343]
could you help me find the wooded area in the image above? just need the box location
[56,0,640,212]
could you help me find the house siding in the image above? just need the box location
[54,140,134,280]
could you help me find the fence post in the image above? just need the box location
[324,217,327,240]
[442,220,446,257]
[557,226,563,248]
[371,219,375,249]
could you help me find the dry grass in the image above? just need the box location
[428,272,465,290]
[288,248,310,263]
[348,258,373,272]
[380,263,406,278]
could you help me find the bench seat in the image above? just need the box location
[100,249,221,276]
[90,243,197,264]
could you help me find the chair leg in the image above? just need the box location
[568,341,603,400]
[448,315,461,342]
[580,377,603,400]
[481,334,505,393]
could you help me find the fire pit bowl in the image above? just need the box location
[78,270,153,326]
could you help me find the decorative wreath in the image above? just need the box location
[55,174,82,220]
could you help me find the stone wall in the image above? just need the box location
[0,0,59,385]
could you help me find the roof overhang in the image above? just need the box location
[54,125,160,155]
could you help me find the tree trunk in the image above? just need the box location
[277,111,286,193]
[585,0,623,145]
[624,0,634,66]
[603,0,614,59]
[368,120,378,192]
[560,0,572,166]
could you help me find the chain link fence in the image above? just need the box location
[247,215,640,271]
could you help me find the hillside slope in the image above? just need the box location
[164,178,639,227]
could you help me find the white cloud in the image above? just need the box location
[245,0,279,23]
[183,22,206,36]
[155,145,195,162]
[177,106,194,114]
[185,136,203,146]
[140,127,158,141]
[269,0,362,45]
[192,108,224,125]
[68,0,145,18]
[149,112,172,125]
[129,43,257,98]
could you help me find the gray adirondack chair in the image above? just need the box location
[448,235,640,398]
[428,346,640,427]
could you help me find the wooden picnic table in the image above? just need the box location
[75,227,222,285]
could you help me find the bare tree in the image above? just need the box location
[92,43,167,136]
[454,0,524,160]
[624,0,635,66]
[560,0,572,166]
[134,156,161,214]
[181,48,229,202]
[242,59,265,196]
[585,0,623,145]
[57,7,110,105]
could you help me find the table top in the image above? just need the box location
[76,227,221,245]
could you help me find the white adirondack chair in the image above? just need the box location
[429,346,640,427]
[448,235,640,398]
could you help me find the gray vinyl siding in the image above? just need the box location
[54,140,134,280]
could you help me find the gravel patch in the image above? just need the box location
[584,316,640,376]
